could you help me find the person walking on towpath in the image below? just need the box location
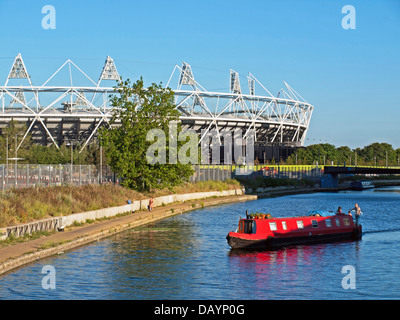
[148,197,154,211]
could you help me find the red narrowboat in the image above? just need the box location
[226,210,362,250]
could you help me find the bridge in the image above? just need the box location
[324,166,400,175]
[0,54,314,161]
[321,166,400,188]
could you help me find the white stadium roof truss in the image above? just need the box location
[168,63,313,146]
[0,54,314,153]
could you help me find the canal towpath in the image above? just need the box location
[0,192,257,275]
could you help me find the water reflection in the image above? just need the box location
[231,242,358,263]
[227,241,363,299]
[100,219,201,299]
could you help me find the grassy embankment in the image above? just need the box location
[0,179,241,228]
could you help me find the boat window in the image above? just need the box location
[344,217,350,226]
[244,220,256,234]
[335,218,340,226]
[326,219,332,227]
[238,220,244,233]
[269,222,277,231]
[296,220,304,229]
[312,220,318,228]
[282,221,287,230]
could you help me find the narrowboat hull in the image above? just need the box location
[227,226,362,250]
[227,213,362,250]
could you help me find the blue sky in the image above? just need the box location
[0,0,399,149]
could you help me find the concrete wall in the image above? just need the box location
[0,217,63,241]
[61,189,242,228]
[320,174,338,188]
[0,188,243,240]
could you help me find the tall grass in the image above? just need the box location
[0,180,241,227]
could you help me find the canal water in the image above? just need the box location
[1,187,400,300]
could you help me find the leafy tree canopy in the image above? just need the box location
[99,78,193,191]
[288,142,400,166]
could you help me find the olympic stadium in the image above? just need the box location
[0,54,314,162]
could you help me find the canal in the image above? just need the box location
[1,187,400,299]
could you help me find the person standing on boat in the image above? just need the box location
[351,203,362,225]
[336,207,343,215]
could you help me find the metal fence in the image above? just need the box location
[0,164,116,190]
[1,163,324,190]
[189,165,323,182]
[190,165,233,183]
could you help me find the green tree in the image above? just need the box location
[395,148,400,166]
[336,146,352,165]
[294,147,308,164]
[99,78,194,191]
[298,143,338,165]
[359,142,394,166]
[0,120,32,163]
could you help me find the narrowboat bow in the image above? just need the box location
[227,210,362,250]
